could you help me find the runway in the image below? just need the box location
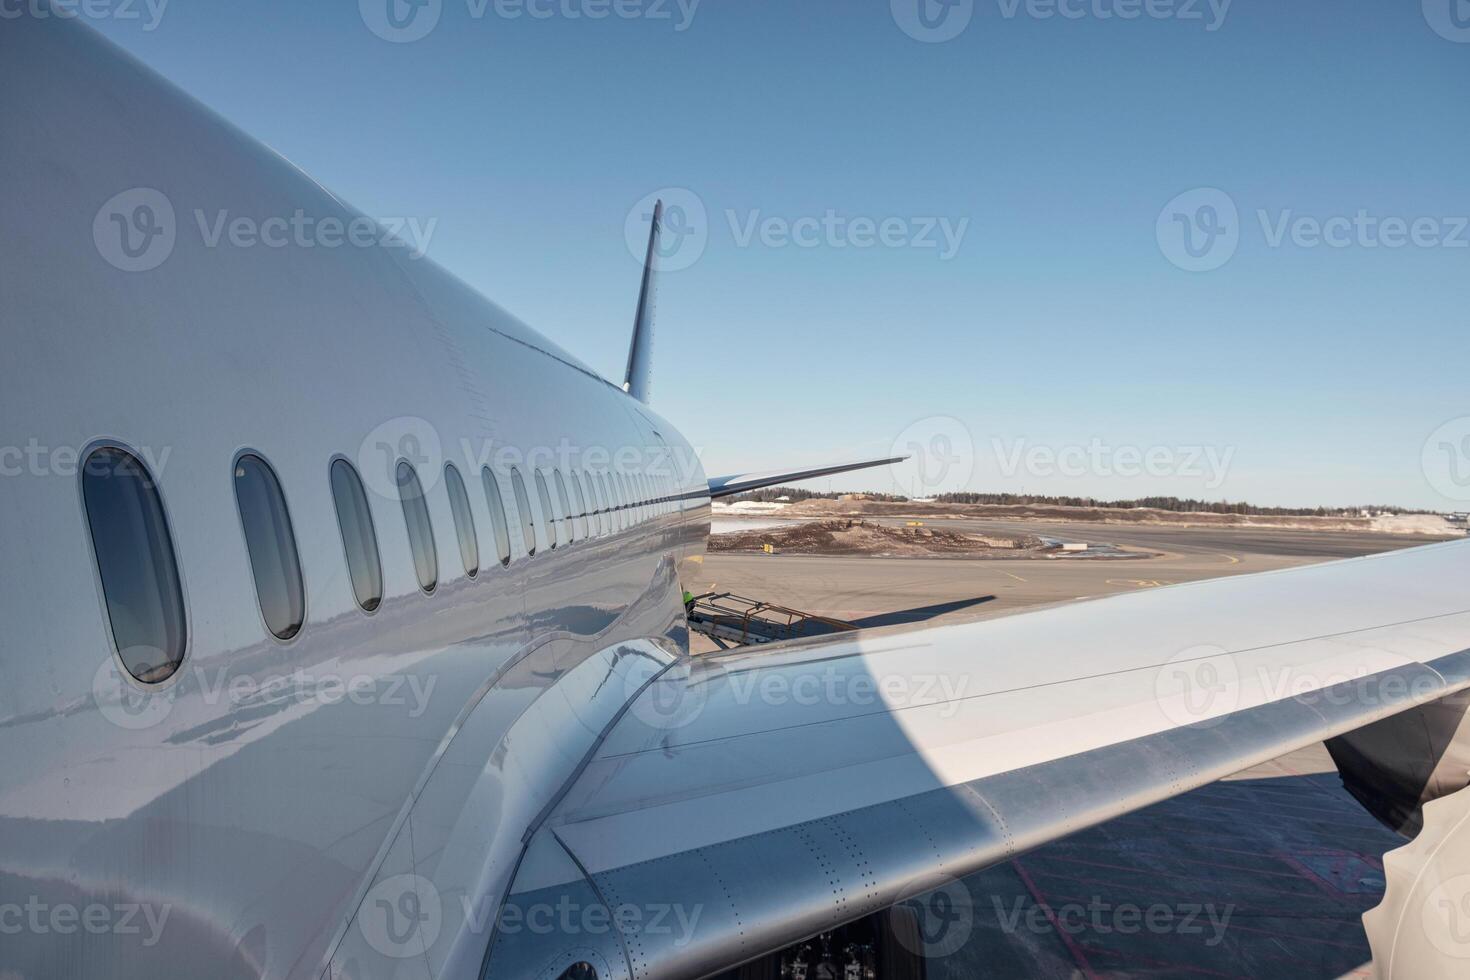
[690,523,1453,977]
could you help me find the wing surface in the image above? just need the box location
[483,540,1470,979]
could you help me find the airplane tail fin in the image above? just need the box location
[623,198,661,403]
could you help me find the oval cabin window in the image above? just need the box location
[234,453,306,640]
[586,470,606,537]
[81,446,188,682]
[396,462,438,593]
[444,463,479,579]
[481,467,513,567]
[571,471,591,539]
[510,467,536,557]
[553,469,576,543]
[534,470,560,550]
[330,459,383,612]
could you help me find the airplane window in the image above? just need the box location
[570,471,589,540]
[580,471,597,537]
[571,471,591,539]
[396,462,438,593]
[589,471,607,535]
[81,446,187,683]
[618,472,635,525]
[610,471,626,532]
[443,463,479,579]
[595,472,610,532]
[553,469,575,543]
[481,467,513,567]
[606,472,622,531]
[330,459,383,613]
[564,470,583,541]
[586,472,601,533]
[534,469,560,550]
[510,467,536,557]
[567,472,584,540]
[234,453,306,640]
[618,472,633,526]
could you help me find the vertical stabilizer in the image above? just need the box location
[623,198,661,402]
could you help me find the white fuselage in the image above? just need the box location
[0,15,709,979]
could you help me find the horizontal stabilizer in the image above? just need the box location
[707,455,907,499]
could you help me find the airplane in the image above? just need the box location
[3,10,1470,980]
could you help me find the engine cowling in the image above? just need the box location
[1326,690,1470,837]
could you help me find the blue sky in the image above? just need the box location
[86,0,1469,508]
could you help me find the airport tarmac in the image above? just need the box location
[688,523,1450,978]
[928,742,1387,980]
[690,522,1453,634]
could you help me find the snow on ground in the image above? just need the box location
[1371,513,1466,536]
[713,500,792,514]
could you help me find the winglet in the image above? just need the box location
[707,455,909,499]
[623,198,661,403]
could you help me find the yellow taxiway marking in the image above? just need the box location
[1003,571,1027,582]
[1107,578,1169,588]
[1222,555,1241,565]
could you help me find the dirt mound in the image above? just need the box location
[709,519,1040,557]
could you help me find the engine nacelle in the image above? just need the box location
[1327,690,1470,837]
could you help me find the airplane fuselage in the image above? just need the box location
[0,16,709,978]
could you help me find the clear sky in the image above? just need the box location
[85,0,1469,509]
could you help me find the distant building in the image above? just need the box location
[839,493,872,501]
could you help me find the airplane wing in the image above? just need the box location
[482,539,1470,979]
[707,456,909,499]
